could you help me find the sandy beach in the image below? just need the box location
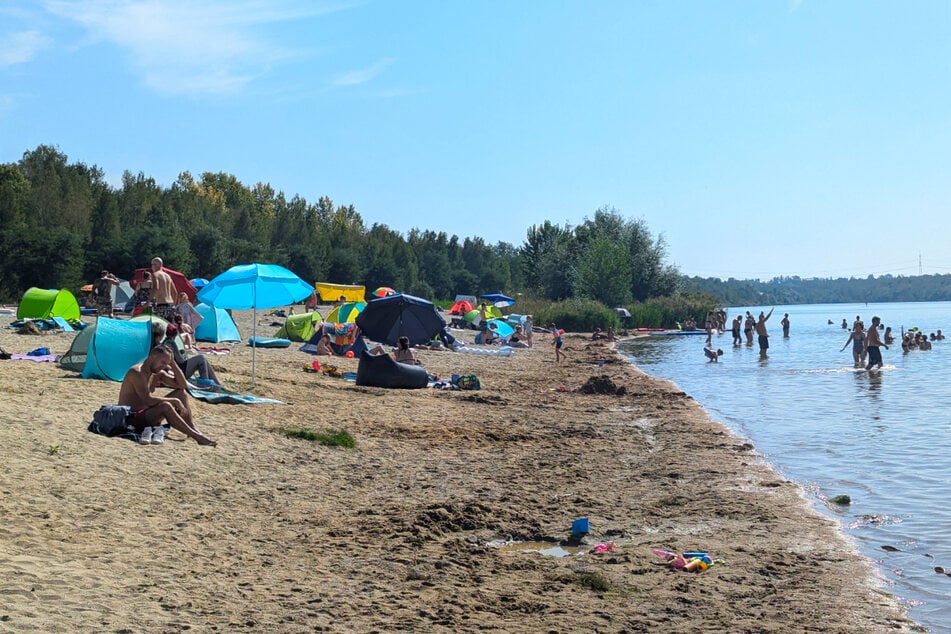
[0,309,915,632]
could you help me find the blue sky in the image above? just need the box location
[2,1,950,280]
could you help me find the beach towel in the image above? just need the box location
[10,354,59,362]
[194,346,231,355]
[12,318,62,333]
[176,302,204,330]
[51,316,74,332]
[332,322,356,345]
[187,387,285,405]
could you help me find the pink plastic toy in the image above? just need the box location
[652,549,717,572]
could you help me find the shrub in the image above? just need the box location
[534,298,620,332]
[626,293,718,329]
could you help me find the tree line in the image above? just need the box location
[0,145,679,306]
[682,274,951,306]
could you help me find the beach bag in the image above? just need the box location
[453,374,481,390]
[91,405,133,437]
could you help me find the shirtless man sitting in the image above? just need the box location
[119,346,216,446]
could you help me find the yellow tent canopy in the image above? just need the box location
[315,282,365,304]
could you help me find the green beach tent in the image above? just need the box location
[17,287,81,322]
[464,305,502,324]
[275,311,323,342]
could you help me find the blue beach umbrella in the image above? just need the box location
[190,277,210,289]
[198,263,313,385]
[481,292,515,308]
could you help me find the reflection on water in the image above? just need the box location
[619,302,951,631]
[487,540,587,557]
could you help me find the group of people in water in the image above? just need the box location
[719,307,786,360]
[704,309,945,370]
[704,308,780,362]
[839,314,944,367]
[840,315,888,370]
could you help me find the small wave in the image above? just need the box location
[792,365,898,375]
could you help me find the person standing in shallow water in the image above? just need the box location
[781,313,790,338]
[755,307,774,359]
[865,315,888,370]
[731,315,743,346]
[841,321,867,367]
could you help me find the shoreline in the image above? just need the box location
[0,313,915,631]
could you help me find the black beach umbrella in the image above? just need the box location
[356,293,446,346]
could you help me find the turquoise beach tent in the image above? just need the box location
[61,316,178,380]
[487,318,514,338]
[80,318,153,381]
[194,303,241,343]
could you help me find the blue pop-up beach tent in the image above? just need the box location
[79,318,153,381]
[61,316,179,381]
[194,303,241,342]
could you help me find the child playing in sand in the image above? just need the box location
[550,323,566,363]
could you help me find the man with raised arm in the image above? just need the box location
[755,307,775,359]
[118,346,216,446]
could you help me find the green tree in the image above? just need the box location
[0,164,30,229]
[521,222,576,300]
[575,236,633,306]
[407,229,453,299]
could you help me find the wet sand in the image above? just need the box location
[0,310,915,632]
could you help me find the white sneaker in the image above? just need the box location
[138,427,153,444]
[150,426,166,445]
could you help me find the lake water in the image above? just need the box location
[618,302,951,631]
